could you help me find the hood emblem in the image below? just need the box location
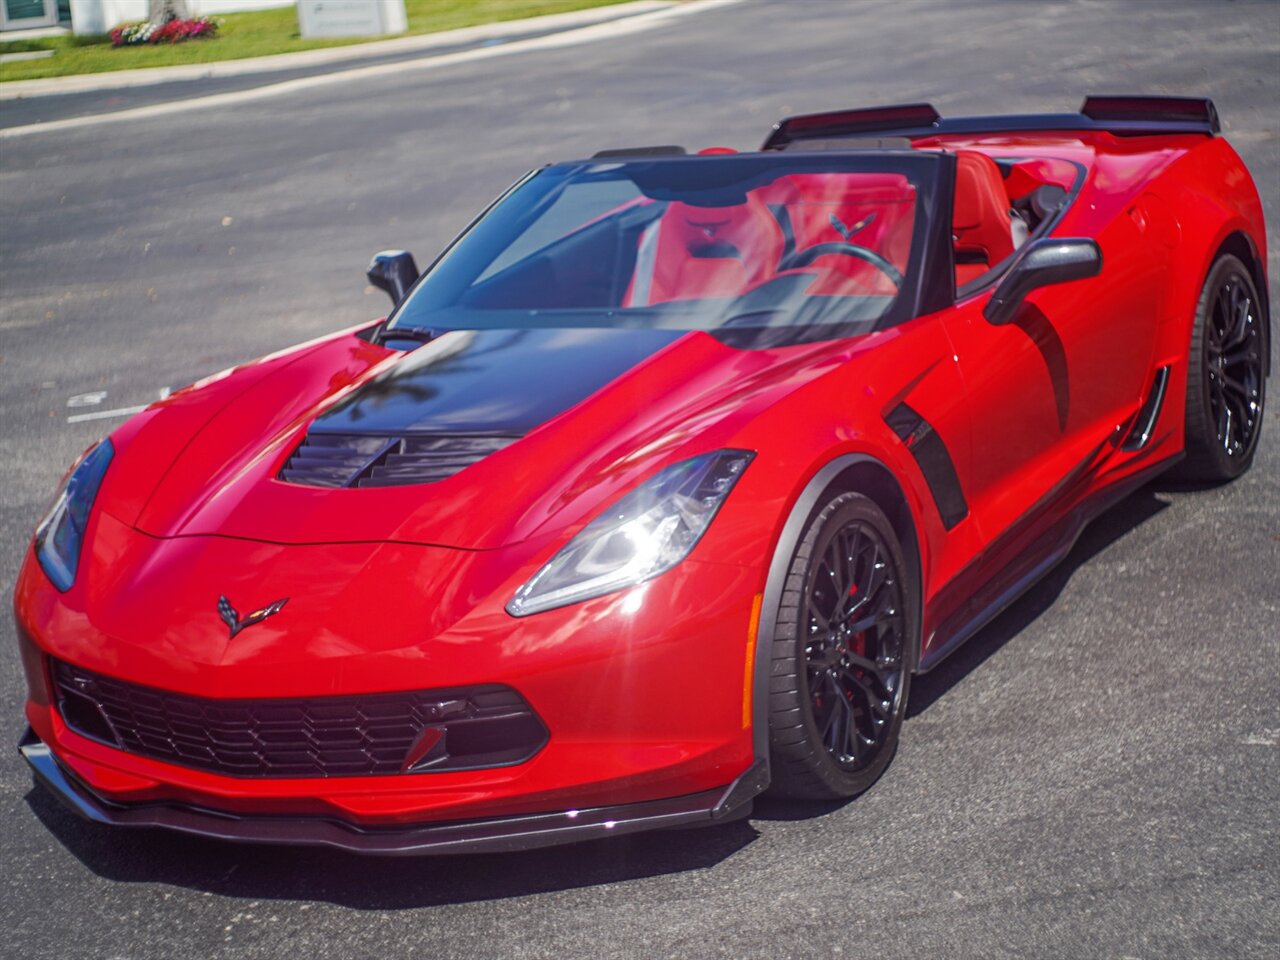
[217,595,288,638]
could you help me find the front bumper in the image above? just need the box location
[21,728,765,856]
[15,515,766,841]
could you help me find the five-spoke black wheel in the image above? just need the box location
[767,492,916,799]
[1176,253,1269,482]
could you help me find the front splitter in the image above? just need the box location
[20,729,767,856]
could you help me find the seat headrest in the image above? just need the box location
[665,196,780,263]
[953,151,1008,231]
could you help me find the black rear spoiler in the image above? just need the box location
[762,96,1220,150]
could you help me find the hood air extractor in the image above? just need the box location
[279,433,517,489]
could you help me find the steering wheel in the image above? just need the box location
[778,242,903,288]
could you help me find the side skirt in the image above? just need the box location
[918,450,1181,673]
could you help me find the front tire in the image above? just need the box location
[766,492,917,799]
[1174,254,1268,482]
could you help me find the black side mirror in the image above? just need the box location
[367,250,419,307]
[984,238,1102,325]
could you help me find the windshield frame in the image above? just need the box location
[385,151,953,347]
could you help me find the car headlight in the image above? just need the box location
[34,439,114,592]
[506,450,754,617]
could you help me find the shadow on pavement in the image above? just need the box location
[907,484,1172,717]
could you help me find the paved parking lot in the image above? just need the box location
[1,1,1277,957]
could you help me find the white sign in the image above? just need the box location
[296,0,407,39]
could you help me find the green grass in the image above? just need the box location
[0,0,635,83]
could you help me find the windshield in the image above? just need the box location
[388,154,940,344]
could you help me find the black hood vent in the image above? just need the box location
[280,433,516,489]
[278,326,685,489]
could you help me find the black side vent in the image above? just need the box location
[1121,366,1171,451]
[280,433,517,489]
[886,402,969,530]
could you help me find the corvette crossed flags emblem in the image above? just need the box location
[217,595,289,638]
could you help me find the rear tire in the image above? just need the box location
[766,492,917,800]
[1173,254,1268,482]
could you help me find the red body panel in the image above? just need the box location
[14,123,1268,835]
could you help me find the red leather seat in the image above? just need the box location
[953,151,1014,287]
[626,196,783,305]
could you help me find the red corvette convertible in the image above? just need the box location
[15,96,1268,854]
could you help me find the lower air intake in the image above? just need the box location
[52,659,548,778]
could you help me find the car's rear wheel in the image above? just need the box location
[1175,254,1268,482]
[766,492,916,799]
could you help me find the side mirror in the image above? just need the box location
[367,250,419,307]
[984,238,1102,325]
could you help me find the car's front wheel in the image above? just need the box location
[766,492,916,799]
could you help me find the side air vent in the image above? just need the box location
[280,433,516,489]
[1121,366,1171,451]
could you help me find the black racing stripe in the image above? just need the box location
[886,402,968,530]
[313,327,687,436]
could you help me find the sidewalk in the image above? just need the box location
[0,1,672,100]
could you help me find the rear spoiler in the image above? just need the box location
[762,96,1220,150]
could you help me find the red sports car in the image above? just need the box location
[15,96,1269,854]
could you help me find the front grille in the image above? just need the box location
[52,660,548,779]
[279,433,516,488]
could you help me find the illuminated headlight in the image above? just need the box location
[506,450,754,617]
[35,439,114,592]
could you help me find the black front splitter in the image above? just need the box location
[19,728,767,857]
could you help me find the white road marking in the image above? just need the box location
[0,0,744,140]
[66,391,108,407]
[64,386,172,423]
[67,404,149,424]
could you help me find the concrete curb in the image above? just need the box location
[0,0,673,100]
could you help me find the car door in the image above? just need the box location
[942,202,1162,547]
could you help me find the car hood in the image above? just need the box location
[111,325,840,549]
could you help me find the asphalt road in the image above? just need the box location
[0,3,661,131]
[2,1,1278,957]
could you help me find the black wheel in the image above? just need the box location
[766,492,917,799]
[1174,254,1268,482]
